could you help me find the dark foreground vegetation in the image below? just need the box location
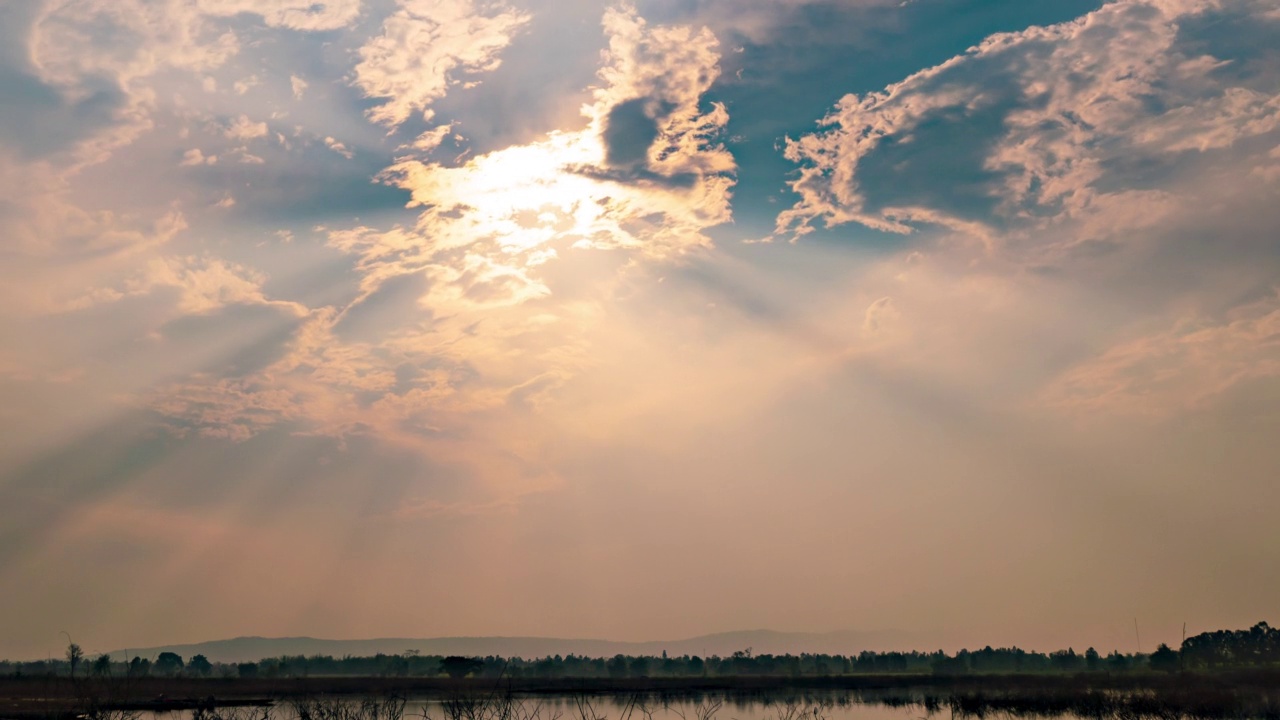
[4,672,1280,720]
[3,623,1278,720]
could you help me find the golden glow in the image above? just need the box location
[435,133,606,253]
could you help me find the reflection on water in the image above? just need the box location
[149,684,1280,720]
[151,693,941,720]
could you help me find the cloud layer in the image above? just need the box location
[2,0,1279,661]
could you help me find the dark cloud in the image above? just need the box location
[603,98,665,168]
[558,97,704,189]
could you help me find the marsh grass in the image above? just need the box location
[5,672,1280,720]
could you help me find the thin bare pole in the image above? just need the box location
[1181,622,1187,672]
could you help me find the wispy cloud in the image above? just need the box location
[772,0,1280,417]
[101,6,740,522]
[1046,290,1280,416]
[198,0,363,31]
[354,0,530,128]
[776,0,1280,251]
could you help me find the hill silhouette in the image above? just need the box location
[108,629,919,663]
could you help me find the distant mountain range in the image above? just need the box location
[107,630,921,663]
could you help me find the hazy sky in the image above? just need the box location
[2,0,1279,661]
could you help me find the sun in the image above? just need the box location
[405,131,612,254]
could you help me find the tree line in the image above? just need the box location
[3,622,1274,679]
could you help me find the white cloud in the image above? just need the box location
[775,0,1280,256]
[180,148,217,166]
[324,136,354,159]
[26,0,239,172]
[24,0,355,174]
[30,0,239,95]
[290,74,308,100]
[224,114,269,141]
[405,124,455,153]
[232,74,260,95]
[196,0,362,31]
[372,4,735,268]
[772,0,1280,419]
[58,254,298,316]
[353,0,530,128]
[141,6,736,469]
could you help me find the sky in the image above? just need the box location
[2,0,1279,661]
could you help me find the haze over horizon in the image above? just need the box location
[76,624,1213,665]
[90,628,925,664]
[2,0,1278,663]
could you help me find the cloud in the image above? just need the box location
[646,0,899,45]
[372,4,734,267]
[23,0,361,174]
[353,0,530,128]
[232,74,259,95]
[180,148,217,166]
[30,0,239,94]
[58,254,303,317]
[0,154,188,263]
[126,6,736,516]
[196,0,363,31]
[23,0,238,171]
[131,256,285,315]
[862,296,899,336]
[766,0,1280,421]
[224,114,268,141]
[6,0,1280,663]
[775,0,1280,256]
[1046,291,1280,417]
[324,136,354,159]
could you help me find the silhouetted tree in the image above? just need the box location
[1085,647,1100,671]
[440,656,483,679]
[154,652,184,676]
[1050,648,1084,672]
[188,654,213,677]
[128,657,150,677]
[1149,644,1179,673]
[628,656,649,678]
[606,655,627,678]
[91,655,112,677]
[689,655,705,676]
[1106,651,1129,671]
[1182,621,1279,668]
[65,642,84,679]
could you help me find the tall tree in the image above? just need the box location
[65,642,83,679]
